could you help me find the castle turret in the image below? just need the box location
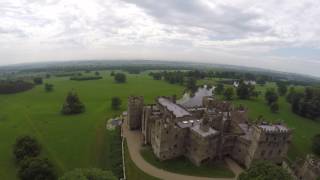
[127,96,144,130]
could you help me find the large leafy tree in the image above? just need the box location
[236,80,257,99]
[265,88,279,105]
[114,73,126,83]
[111,97,121,110]
[277,82,288,96]
[18,157,56,180]
[223,87,234,100]
[13,136,41,163]
[59,168,117,180]
[214,83,224,95]
[61,91,85,115]
[238,161,292,180]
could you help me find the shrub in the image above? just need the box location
[13,136,41,163]
[114,73,126,83]
[111,97,121,110]
[61,91,85,115]
[33,77,43,85]
[45,83,54,92]
[70,76,102,81]
[18,157,56,180]
[0,80,34,94]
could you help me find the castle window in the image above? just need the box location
[261,150,265,156]
[166,130,169,134]
[175,134,178,139]
[174,144,177,148]
[269,150,273,156]
[278,150,281,155]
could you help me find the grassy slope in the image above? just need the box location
[140,147,235,178]
[199,78,320,160]
[0,72,183,179]
[124,141,159,180]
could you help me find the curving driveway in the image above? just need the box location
[122,120,243,180]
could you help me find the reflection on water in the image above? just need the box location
[177,85,214,108]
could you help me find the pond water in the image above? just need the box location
[177,85,214,108]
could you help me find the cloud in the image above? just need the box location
[0,0,319,77]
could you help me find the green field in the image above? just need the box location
[140,147,235,178]
[0,72,183,179]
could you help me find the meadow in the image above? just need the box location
[0,71,183,179]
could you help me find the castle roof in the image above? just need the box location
[158,97,191,118]
[191,124,219,137]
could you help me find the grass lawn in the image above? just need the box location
[211,81,320,160]
[0,71,183,179]
[140,147,235,178]
[124,140,159,180]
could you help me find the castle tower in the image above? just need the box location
[127,96,144,130]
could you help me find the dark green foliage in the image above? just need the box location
[13,136,41,163]
[18,157,56,180]
[288,87,320,120]
[223,87,234,100]
[236,81,257,99]
[186,77,197,93]
[277,82,288,96]
[270,102,279,113]
[114,73,126,83]
[46,74,51,78]
[61,91,85,115]
[45,83,54,92]
[214,83,224,95]
[111,97,121,110]
[33,77,43,85]
[162,71,184,85]
[107,127,123,178]
[149,72,162,80]
[312,134,320,155]
[238,161,292,180]
[54,72,76,77]
[95,71,100,76]
[70,76,102,81]
[110,71,115,76]
[0,80,34,94]
[59,168,117,180]
[265,88,279,105]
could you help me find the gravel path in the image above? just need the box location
[122,120,243,180]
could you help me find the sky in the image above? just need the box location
[1,0,320,76]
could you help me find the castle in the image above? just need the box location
[126,94,292,168]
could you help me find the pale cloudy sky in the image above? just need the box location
[1,0,320,76]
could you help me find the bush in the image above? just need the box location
[114,73,126,83]
[223,87,234,100]
[312,134,320,155]
[45,83,54,92]
[59,168,117,180]
[270,102,279,113]
[111,97,121,110]
[215,83,224,95]
[18,157,56,180]
[0,80,34,94]
[61,91,85,115]
[238,161,292,180]
[265,88,278,105]
[13,136,41,163]
[33,77,43,85]
[70,76,103,81]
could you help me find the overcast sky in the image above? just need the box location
[1,0,320,76]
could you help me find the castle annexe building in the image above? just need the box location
[126,94,292,168]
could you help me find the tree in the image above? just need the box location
[238,161,292,180]
[265,88,278,105]
[59,168,117,180]
[270,102,279,113]
[236,80,257,99]
[111,97,121,110]
[45,83,54,92]
[18,157,56,180]
[61,91,85,115]
[33,77,43,85]
[114,73,126,83]
[223,87,234,100]
[110,71,115,76]
[186,77,197,93]
[277,82,288,96]
[13,136,41,163]
[95,71,100,76]
[312,134,320,155]
[214,83,224,95]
